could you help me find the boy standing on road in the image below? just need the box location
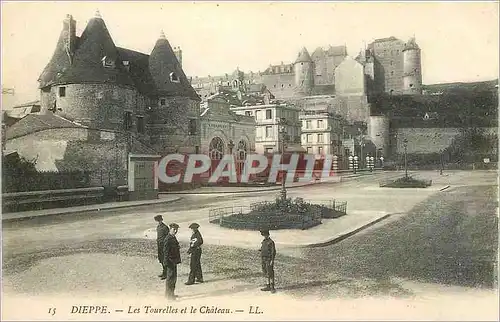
[185,223,204,285]
[259,229,276,294]
[154,215,169,279]
[163,223,181,300]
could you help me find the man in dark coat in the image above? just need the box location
[154,215,169,279]
[185,223,204,285]
[163,223,181,300]
[259,229,276,293]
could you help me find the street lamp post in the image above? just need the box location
[440,149,444,175]
[278,117,287,201]
[403,138,408,179]
[228,140,235,181]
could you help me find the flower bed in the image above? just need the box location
[209,197,348,230]
[380,176,432,188]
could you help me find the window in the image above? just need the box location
[189,119,197,135]
[306,120,311,129]
[317,120,324,128]
[245,111,252,116]
[124,112,133,130]
[307,147,312,154]
[136,116,145,134]
[318,133,324,143]
[255,110,260,120]
[160,98,166,106]
[390,61,393,66]
[318,147,323,155]
[58,87,66,97]
[265,109,272,119]
[289,84,292,87]
[409,84,414,88]
[391,71,394,76]
[195,146,200,154]
[266,148,274,154]
[306,134,312,143]
[281,84,284,88]
[170,72,180,83]
[102,56,115,68]
[265,126,272,138]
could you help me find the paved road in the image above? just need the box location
[2,171,497,304]
[1,171,403,256]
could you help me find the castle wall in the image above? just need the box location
[393,127,498,154]
[261,74,296,99]
[4,127,134,186]
[333,95,370,123]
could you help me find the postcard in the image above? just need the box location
[2,1,499,321]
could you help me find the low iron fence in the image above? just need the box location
[208,205,322,230]
[307,200,348,215]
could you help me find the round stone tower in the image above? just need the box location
[294,47,314,96]
[402,37,422,95]
[368,115,390,158]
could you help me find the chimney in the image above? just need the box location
[62,14,76,63]
[173,46,183,67]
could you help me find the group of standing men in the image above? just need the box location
[154,214,277,300]
[155,215,204,300]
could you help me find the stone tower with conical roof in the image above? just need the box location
[37,12,201,153]
[38,11,138,131]
[148,30,201,153]
[294,47,314,96]
[402,37,422,95]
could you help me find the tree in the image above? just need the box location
[445,127,497,163]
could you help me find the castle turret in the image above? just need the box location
[294,47,314,96]
[402,37,422,95]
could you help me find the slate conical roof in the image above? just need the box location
[148,31,199,99]
[38,17,74,88]
[44,13,134,87]
[295,47,312,64]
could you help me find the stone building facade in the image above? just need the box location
[199,96,256,161]
[230,103,302,154]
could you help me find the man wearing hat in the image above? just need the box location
[259,229,276,293]
[154,215,169,279]
[163,223,181,300]
[185,223,204,285]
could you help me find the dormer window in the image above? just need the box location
[160,98,166,106]
[170,72,180,83]
[122,60,130,71]
[102,56,115,68]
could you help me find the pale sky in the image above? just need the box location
[1,1,499,107]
